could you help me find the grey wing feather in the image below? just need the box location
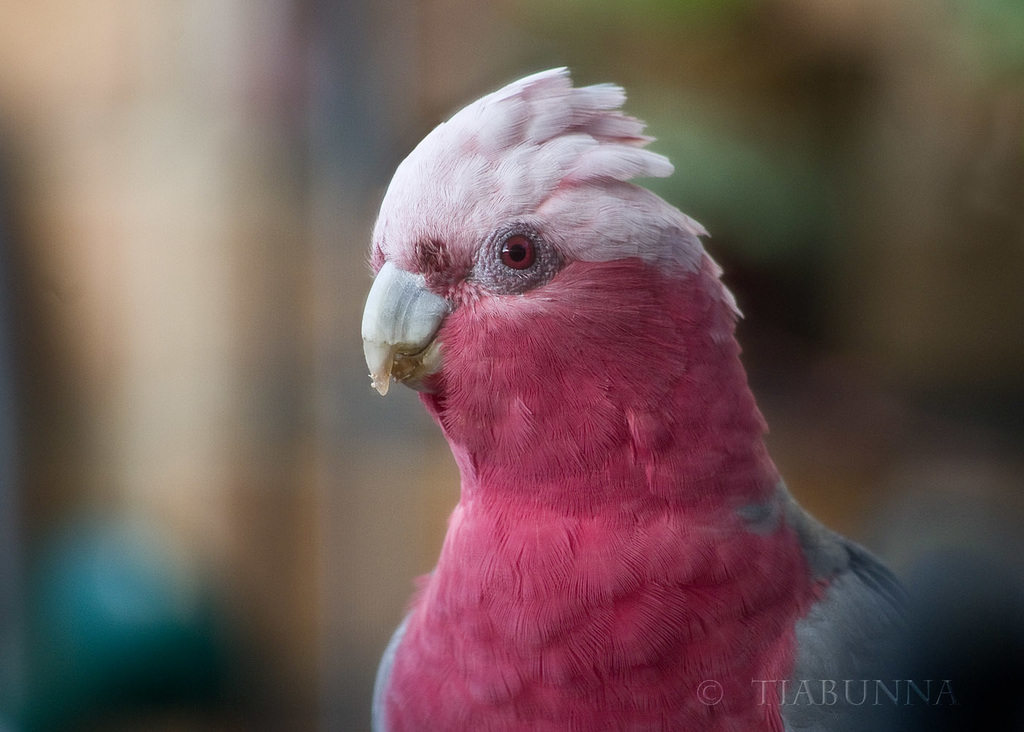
[372,615,410,732]
[780,486,907,732]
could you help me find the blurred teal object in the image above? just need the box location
[0,145,24,729]
[21,519,228,731]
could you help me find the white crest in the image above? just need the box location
[373,68,709,275]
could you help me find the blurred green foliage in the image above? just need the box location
[954,0,1024,71]
[640,102,831,263]
[520,0,757,32]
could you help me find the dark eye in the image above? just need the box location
[500,235,535,270]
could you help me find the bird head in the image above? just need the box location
[362,69,755,503]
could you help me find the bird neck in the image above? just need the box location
[421,257,779,516]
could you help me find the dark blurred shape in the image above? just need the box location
[897,549,1024,731]
[20,520,229,732]
[871,456,1024,731]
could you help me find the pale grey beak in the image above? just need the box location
[361,261,450,396]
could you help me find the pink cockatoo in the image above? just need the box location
[361,69,903,731]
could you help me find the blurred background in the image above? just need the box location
[0,0,1021,729]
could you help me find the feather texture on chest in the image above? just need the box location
[385,493,814,730]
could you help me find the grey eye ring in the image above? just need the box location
[473,222,561,295]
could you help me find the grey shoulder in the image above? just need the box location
[372,614,410,732]
[775,486,907,731]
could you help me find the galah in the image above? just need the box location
[361,69,904,732]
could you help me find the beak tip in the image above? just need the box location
[371,374,391,396]
[363,339,395,396]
